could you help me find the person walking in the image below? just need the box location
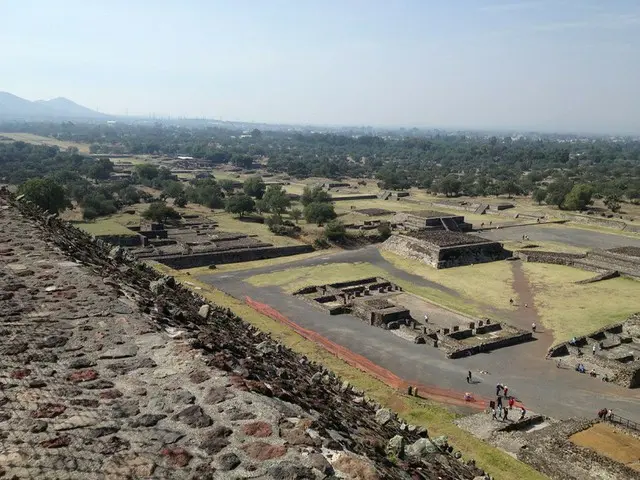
[503,386,509,398]
[496,384,502,396]
[532,322,536,333]
[520,407,526,420]
[492,408,497,420]
[503,406,509,421]
[508,397,515,410]
[497,396,503,408]
[467,371,472,383]
[592,344,597,355]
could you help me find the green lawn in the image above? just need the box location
[245,261,482,317]
[380,251,516,313]
[152,262,547,480]
[523,263,640,342]
[76,220,138,236]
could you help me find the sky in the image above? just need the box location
[1,0,640,133]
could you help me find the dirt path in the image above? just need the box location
[510,260,552,356]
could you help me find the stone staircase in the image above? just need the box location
[378,191,391,200]
[440,217,461,232]
[474,203,488,215]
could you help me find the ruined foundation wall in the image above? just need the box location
[153,244,314,269]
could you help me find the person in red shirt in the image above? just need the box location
[508,397,515,409]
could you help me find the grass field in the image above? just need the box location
[76,220,138,236]
[245,261,482,317]
[522,263,640,342]
[180,248,339,276]
[380,251,517,312]
[0,132,91,153]
[502,240,588,255]
[152,262,546,480]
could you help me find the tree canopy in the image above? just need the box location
[18,178,71,214]
[225,193,256,217]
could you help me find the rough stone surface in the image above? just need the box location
[0,191,483,480]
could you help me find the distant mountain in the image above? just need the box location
[0,92,109,120]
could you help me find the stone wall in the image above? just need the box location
[447,332,534,359]
[515,250,586,266]
[93,233,146,247]
[153,245,314,269]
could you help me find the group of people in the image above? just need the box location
[489,384,526,422]
[521,234,530,241]
[597,408,613,421]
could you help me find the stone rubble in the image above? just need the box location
[0,190,485,479]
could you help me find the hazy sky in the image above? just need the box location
[2,0,640,133]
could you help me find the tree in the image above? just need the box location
[436,175,461,197]
[324,220,346,241]
[563,184,593,211]
[604,195,621,213]
[301,185,332,206]
[174,193,188,208]
[135,164,160,180]
[545,179,573,208]
[499,180,522,199]
[218,179,236,194]
[304,202,337,225]
[262,185,290,214]
[532,188,547,205]
[162,180,184,198]
[290,208,302,223]
[18,178,70,214]
[185,179,224,209]
[231,154,253,169]
[88,158,114,180]
[225,194,256,217]
[243,176,266,199]
[142,202,181,223]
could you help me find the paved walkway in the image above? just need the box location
[198,249,640,423]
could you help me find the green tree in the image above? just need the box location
[174,193,188,208]
[436,175,461,197]
[499,180,522,198]
[162,180,184,198]
[604,195,621,213]
[301,185,332,206]
[563,184,593,211]
[304,201,337,225]
[545,179,573,208]
[225,193,256,217]
[88,158,114,180]
[532,188,547,205]
[218,179,236,194]
[290,207,302,223]
[324,220,346,241]
[18,178,71,214]
[142,202,181,223]
[135,164,160,180]
[243,176,266,199]
[262,185,291,214]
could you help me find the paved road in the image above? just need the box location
[476,224,640,250]
[199,251,640,423]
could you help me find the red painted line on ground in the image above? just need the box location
[245,296,490,410]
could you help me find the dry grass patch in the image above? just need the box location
[570,423,640,472]
[0,132,91,153]
[522,263,640,342]
[75,220,138,236]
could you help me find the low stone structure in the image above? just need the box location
[516,247,640,279]
[547,315,640,388]
[457,412,638,480]
[392,210,472,232]
[294,278,411,328]
[382,231,509,269]
[0,190,485,480]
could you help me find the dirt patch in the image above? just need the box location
[570,423,640,472]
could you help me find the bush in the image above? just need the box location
[377,223,392,239]
[142,202,181,223]
[304,202,337,225]
[266,214,301,236]
[324,220,346,241]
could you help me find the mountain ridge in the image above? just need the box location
[0,91,109,120]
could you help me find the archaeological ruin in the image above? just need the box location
[294,277,532,357]
[547,314,640,388]
[516,246,640,280]
[382,230,509,269]
[0,188,486,479]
